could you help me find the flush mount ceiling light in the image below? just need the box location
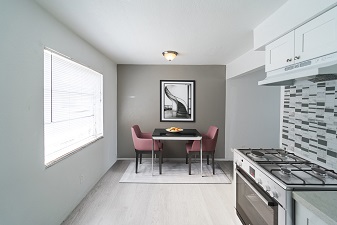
[162,51,178,61]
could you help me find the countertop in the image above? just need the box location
[293,191,337,225]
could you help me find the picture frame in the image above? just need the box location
[160,80,195,122]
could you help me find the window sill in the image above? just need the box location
[45,136,104,168]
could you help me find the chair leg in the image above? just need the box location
[207,155,210,165]
[161,144,164,164]
[186,153,188,164]
[212,153,215,175]
[188,154,191,175]
[140,153,142,164]
[135,152,139,173]
[159,151,162,174]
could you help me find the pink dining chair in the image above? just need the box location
[185,126,219,175]
[131,125,163,174]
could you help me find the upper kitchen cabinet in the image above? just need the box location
[294,6,337,63]
[265,6,337,72]
[265,31,294,72]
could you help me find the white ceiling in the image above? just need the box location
[35,0,287,65]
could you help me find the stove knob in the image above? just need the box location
[271,191,279,199]
[264,185,271,192]
[256,178,262,185]
[236,160,242,167]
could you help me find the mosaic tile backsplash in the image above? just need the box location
[282,80,337,171]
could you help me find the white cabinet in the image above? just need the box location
[295,201,328,225]
[265,31,294,72]
[265,6,337,72]
[295,6,337,63]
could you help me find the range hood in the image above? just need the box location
[258,52,337,86]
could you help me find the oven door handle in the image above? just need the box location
[236,170,276,206]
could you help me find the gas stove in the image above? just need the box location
[234,148,337,225]
[236,148,337,187]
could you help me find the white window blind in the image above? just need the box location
[44,49,103,167]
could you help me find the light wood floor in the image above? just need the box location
[61,160,242,225]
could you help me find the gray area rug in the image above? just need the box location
[120,160,231,184]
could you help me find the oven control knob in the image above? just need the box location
[256,178,262,185]
[271,191,279,198]
[264,185,271,192]
[236,161,242,167]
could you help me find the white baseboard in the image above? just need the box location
[117,158,134,161]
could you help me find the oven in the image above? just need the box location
[234,148,337,225]
[236,167,279,225]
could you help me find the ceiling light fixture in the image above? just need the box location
[162,51,178,61]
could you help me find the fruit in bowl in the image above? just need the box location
[166,126,183,132]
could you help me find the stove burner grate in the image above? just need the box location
[280,167,292,175]
[312,167,327,177]
[251,150,265,158]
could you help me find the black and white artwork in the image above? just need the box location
[160,80,195,122]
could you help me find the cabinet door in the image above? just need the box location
[265,31,294,72]
[295,6,337,63]
[295,202,328,225]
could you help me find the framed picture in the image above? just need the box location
[160,80,195,122]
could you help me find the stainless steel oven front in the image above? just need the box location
[236,167,279,225]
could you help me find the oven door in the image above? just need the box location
[236,167,278,225]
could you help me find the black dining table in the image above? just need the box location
[152,128,203,176]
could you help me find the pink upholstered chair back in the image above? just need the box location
[205,126,218,151]
[131,125,161,151]
[132,125,142,137]
[131,125,141,149]
[188,126,218,152]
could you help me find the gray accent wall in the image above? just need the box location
[225,69,281,159]
[117,65,226,159]
[282,80,337,170]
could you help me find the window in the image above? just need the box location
[44,48,103,167]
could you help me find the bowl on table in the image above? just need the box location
[166,127,183,133]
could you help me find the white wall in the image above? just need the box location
[225,69,281,159]
[0,1,117,225]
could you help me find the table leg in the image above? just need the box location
[200,139,203,177]
[152,139,154,176]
